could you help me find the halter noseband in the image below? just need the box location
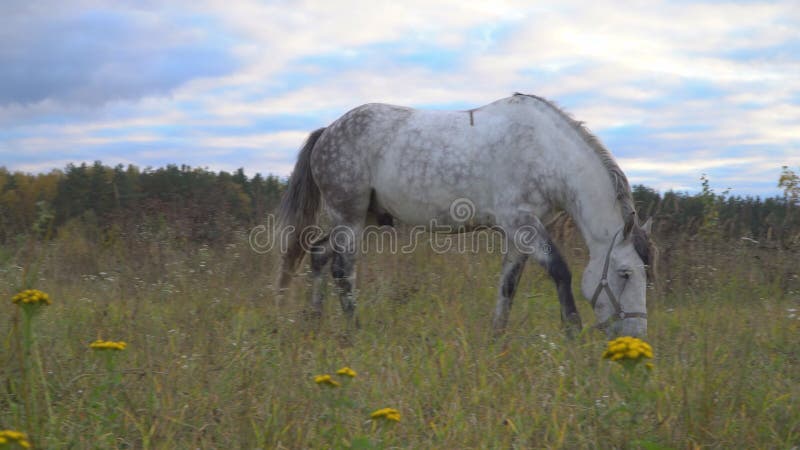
[590,227,648,330]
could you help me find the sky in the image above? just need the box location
[1,0,798,197]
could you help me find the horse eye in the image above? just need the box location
[618,269,632,280]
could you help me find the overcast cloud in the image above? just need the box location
[1,0,798,196]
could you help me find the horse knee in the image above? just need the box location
[548,259,571,284]
[501,261,524,298]
[543,245,572,284]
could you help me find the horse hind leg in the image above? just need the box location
[308,234,333,319]
[329,222,363,331]
[304,222,363,331]
[332,251,356,317]
[313,161,371,330]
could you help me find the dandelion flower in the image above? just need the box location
[0,430,32,448]
[11,289,51,306]
[371,407,401,422]
[89,340,128,351]
[314,374,340,387]
[336,367,357,377]
[602,336,653,365]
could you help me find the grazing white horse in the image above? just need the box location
[278,93,653,338]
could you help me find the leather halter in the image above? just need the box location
[590,227,648,330]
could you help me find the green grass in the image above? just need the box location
[1,232,798,449]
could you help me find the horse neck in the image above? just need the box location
[561,169,626,259]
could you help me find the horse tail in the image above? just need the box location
[277,127,326,289]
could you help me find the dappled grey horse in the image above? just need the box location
[277,93,654,338]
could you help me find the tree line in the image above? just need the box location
[634,169,799,244]
[0,162,798,245]
[0,162,283,243]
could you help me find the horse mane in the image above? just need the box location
[512,93,637,222]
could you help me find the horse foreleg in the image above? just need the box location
[533,236,582,337]
[493,248,528,335]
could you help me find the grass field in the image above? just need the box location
[1,226,799,449]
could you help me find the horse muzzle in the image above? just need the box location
[605,316,647,338]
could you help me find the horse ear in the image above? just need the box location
[640,217,653,235]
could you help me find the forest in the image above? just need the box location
[1,162,798,246]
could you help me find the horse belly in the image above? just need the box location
[370,133,497,228]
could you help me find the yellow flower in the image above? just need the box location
[314,374,340,387]
[371,407,401,422]
[11,289,51,306]
[90,340,128,351]
[602,336,654,364]
[335,367,357,377]
[0,430,32,448]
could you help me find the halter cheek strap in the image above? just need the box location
[590,228,648,330]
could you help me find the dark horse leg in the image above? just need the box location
[492,215,582,336]
[308,234,333,318]
[329,222,363,331]
[533,235,582,336]
[493,245,528,334]
[306,222,362,331]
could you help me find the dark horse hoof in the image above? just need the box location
[562,313,583,339]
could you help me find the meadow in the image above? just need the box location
[1,219,798,449]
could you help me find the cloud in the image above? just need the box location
[0,3,241,106]
[0,0,797,197]
[619,156,764,176]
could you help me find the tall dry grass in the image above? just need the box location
[1,220,798,448]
